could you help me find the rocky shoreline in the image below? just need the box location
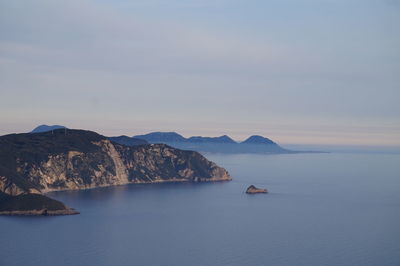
[0,209,79,216]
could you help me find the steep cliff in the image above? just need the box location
[0,129,231,196]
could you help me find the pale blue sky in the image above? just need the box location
[0,0,399,145]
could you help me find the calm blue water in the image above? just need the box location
[1,153,399,266]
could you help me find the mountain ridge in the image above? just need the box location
[29,126,282,147]
[241,135,276,145]
[134,132,187,143]
[108,135,149,146]
[27,125,295,153]
[133,132,291,153]
[187,135,236,144]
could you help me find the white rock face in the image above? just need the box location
[23,140,132,193]
[95,140,129,185]
[0,176,25,195]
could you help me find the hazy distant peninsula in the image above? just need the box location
[133,132,294,154]
[0,129,231,215]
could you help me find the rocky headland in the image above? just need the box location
[246,185,268,194]
[0,129,231,215]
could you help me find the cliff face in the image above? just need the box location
[0,129,231,196]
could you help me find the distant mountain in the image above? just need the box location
[133,131,292,154]
[188,135,236,144]
[31,125,66,133]
[241,135,276,145]
[134,132,237,144]
[26,127,301,155]
[134,132,187,143]
[108,136,148,146]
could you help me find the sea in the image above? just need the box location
[1,152,399,266]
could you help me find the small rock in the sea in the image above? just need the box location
[246,185,268,194]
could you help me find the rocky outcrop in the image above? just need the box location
[246,185,268,194]
[0,176,28,195]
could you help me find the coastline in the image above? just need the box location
[42,175,233,194]
[0,209,79,216]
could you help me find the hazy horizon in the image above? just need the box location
[1,0,399,146]
[1,124,399,152]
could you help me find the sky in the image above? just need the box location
[0,0,399,146]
